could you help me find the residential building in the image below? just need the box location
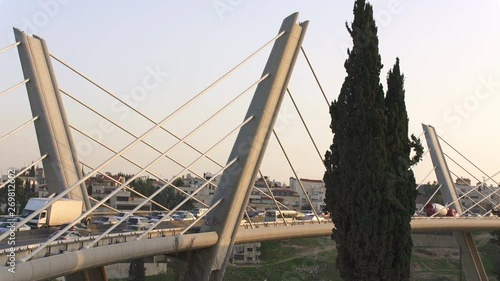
[230,242,261,264]
[178,173,218,207]
[86,173,151,212]
[416,178,500,215]
[289,178,326,211]
[454,178,500,214]
[247,186,300,211]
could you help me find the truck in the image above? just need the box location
[20,198,83,228]
[424,203,457,217]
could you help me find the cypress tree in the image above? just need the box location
[385,58,422,280]
[324,0,394,279]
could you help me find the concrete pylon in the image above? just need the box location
[14,28,91,211]
[184,13,308,281]
[423,124,488,281]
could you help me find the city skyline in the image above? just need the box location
[1,1,499,186]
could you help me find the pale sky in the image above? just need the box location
[1,1,499,187]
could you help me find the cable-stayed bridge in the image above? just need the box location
[0,13,499,281]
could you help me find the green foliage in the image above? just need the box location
[132,178,156,197]
[29,166,35,177]
[324,1,421,280]
[172,178,185,187]
[155,187,194,210]
[0,177,33,214]
[385,58,423,280]
[106,173,194,210]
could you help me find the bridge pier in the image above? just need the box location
[184,13,308,281]
[423,124,488,281]
[15,29,100,281]
[14,29,91,210]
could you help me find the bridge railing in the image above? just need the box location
[0,220,331,266]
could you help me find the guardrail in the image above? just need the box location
[2,217,500,266]
[0,220,329,265]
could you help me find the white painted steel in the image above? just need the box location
[1,232,218,281]
[423,124,488,281]
[2,218,500,281]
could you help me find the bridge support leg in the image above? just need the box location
[423,124,488,281]
[184,13,308,281]
[13,28,91,210]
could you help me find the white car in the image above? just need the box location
[0,221,31,233]
[124,224,150,232]
[303,214,325,221]
[126,216,150,225]
[171,211,195,221]
[114,212,130,221]
[149,214,173,223]
[301,210,315,216]
[48,230,82,241]
[92,216,118,225]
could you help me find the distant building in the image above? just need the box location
[456,177,471,186]
[455,178,499,214]
[86,173,151,212]
[248,186,300,211]
[230,242,261,264]
[36,167,45,185]
[254,177,281,189]
[178,173,218,207]
[416,178,500,214]
[289,178,325,211]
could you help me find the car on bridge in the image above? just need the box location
[114,212,130,221]
[92,216,118,225]
[59,223,92,236]
[303,214,325,221]
[189,208,208,218]
[148,214,173,223]
[171,211,195,221]
[48,230,82,241]
[124,224,150,232]
[0,221,31,233]
[146,211,165,220]
[127,216,150,225]
[0,216,24,223]
[248,210,265,218]
[301,210,315,216]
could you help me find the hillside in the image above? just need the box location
[111,233,499,280]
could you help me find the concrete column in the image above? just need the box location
[423,124,488,281]
[14,28,91,210]
[184,13,308,281]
